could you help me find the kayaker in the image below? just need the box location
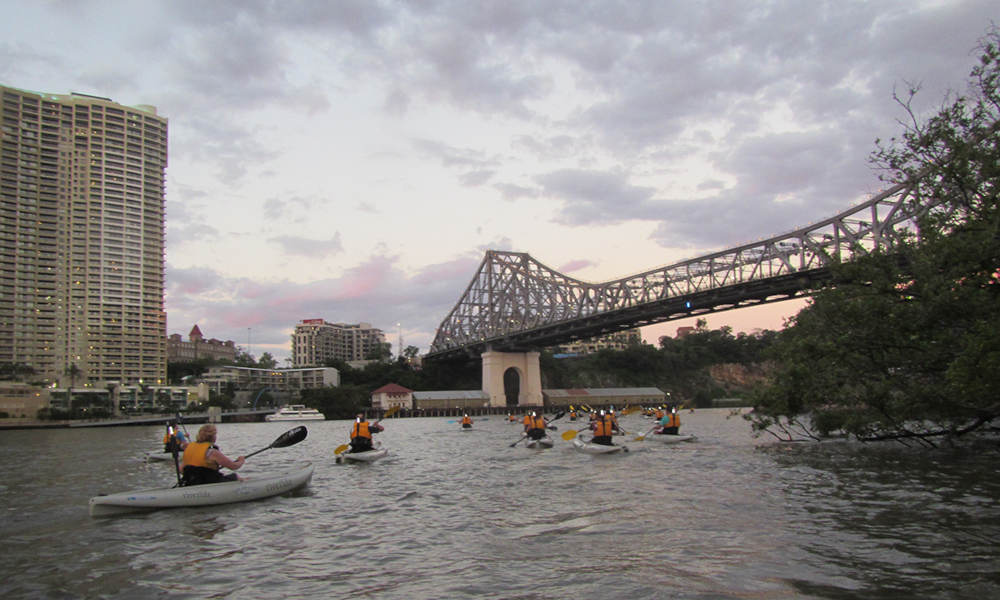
[526,411,547,440]
[162,421,187,453]
[591,409,620,446]
[180,424,245,486]
[460,414,473,428]
[657,406,681,435]
[349,413,383,453]
[522,412,533,432]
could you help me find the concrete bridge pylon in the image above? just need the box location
[482,350,543,408]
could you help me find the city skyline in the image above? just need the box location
[2,1,994,363]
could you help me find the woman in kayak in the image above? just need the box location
[591,410,620,446]
[180,424,245,486]
[657,406,681,435]
[459,414,473,429]
[349,413,383,453]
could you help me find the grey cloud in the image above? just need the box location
[459,170,495,187]
[494,182,539,201]
[413,138,500,170]
[263,195,316,222]
[536,169,658,226]
[269,234,344,257]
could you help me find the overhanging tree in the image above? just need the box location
[748,28,1000,446]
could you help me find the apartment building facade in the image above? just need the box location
[0,85,168,385]
[555,328,643,355]
[291,319,387,367]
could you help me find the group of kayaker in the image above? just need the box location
[171,405,682,486]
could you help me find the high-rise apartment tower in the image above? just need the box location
[0,85,168,386]
[292,319,387,366]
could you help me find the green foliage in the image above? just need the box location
[300,385,369,420]
[167,357,216,382]
[749,28,1000,445]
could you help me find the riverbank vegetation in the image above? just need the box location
[747,29,1000,446]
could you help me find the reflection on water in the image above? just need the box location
[0,410,997,599]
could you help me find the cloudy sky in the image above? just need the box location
[2,1,995,363]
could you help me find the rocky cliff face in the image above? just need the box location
[708,362,771,391]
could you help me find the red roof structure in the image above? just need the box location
[372,383,413,395]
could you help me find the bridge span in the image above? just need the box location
[427,175,945,361]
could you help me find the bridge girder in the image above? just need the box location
[427,176,944,361]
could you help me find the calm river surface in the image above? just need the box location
[1,408,997,599]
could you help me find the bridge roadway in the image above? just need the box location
[427,173,943,361]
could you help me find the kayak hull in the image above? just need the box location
[144,451,176,463]
[649,433,697,444]
[525,436,554,449]
[573,438,626,454]
[89,463,314,517]
[337,444,388,463]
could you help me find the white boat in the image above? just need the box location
[336,442,388,464]
[572,437,627,454]
[648,433,697,444]
[525,436,554,449]
[89,463,314,517]
[265,405,325,422]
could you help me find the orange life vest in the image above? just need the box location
[523,415,533,426]
[593,415,615,437]
[181,441,219,470]
[352,420,372,439]
[531,415,546,430]
[460,416,472,425]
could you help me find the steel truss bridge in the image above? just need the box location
[427,174,949,361]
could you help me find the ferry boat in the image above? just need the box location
[265,405,326,422]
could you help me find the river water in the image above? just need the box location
[0,408,997,599]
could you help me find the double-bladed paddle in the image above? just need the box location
[244,426,309,459]
[634,425,660,441]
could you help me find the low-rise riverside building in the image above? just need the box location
[543,387,667,409]
[0,383,50,419]
[200,366,340,406]
[371,383,414,411]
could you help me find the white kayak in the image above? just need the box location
[336,443,388,464]
[144,450,176,463]
[648,433,697,444]
[89,462,314,517]
[573,437,627,454]
[525,436,554,449]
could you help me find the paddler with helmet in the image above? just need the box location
[657,405,681,435]
[162,420,187,453]
[180,424,244,486]
[459,413,473,429]
[349,413,383,453]
[525,411,547,440]
[591,409,620,446]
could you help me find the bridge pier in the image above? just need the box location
[482,350,543,408]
